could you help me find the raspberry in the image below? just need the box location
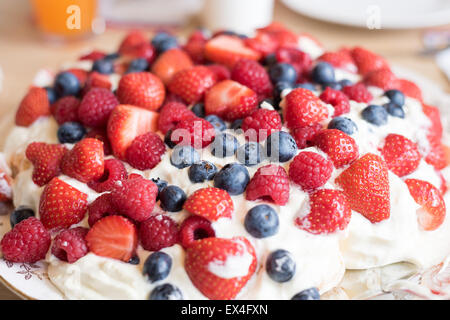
[319,87,350,117]
[289,151,333,191]
[87,193,116,227]
[290,123,322,149]
[85,128,112,155]
[87,159,128,193]
[51,227,89,263]
[139,215,179,251]
[275,47,312,78]
[242,109,282,142]
[52,96,80,125]
[78,88,119,128]
[245,164,290,205]
[125,132,165,170]
[284,88,329,129]
[342,83,373,103]
[158,102,196,135]
[208,64,231,82]
[231,59,273,99]
[110,176,158,222]
[171,117,216,149]
[1,217,51,263]
[179,215,215,249]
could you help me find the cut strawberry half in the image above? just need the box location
[151,48,193,85]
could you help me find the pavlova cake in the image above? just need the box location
[0,22,449,300]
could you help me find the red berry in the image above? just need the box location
[318,50,357,73]
[289,151,333,191]
[231,59,273,99]
[424,137,447,170]
[118,30,147,55]
[363,68,397,90]
[179,215,215,249]
[52,96,80,125]
[319,87,350,117]
[151,48,193,85]
[312,129,359,168]
[87,193,116,227]
[207,64,231,82]
[380,134,421,177]
[15,87,50,127]
[171,117,216,149]
[422,104,443,141]
[78,88,119,128]
[284,88,329,129]
[79,50,106,61]
[168,66,216,104]
[246,164,290,205]
[51,227,89,263]
[67,69,88,87]
[184,187,234,221]
[351,46,390,76]
[85,128,112,155]
[139,215,179,251]
[290,123,322,149]
[83,72,112,94]
[125,132,166,170]
[275,47,313,78]
[394,79,423,101]
[183,31,207,64]
[242,109,281,142]
[87,159,128,193]
[342,83,373,103]
[157,101,196,135]
[122,42,156,64]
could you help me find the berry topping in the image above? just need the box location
[244,204,279,238]
[170,145,200,169]
[125,132,166,170]
[168,66,216,104]
[149,284,183,300]
[52,96,80,125]
[210,133,239,158]
[312,129,359,168]
[143,251,172,283]
[10,206,35,228]
[394,79,422,101]
[319,87,350,117]
[311,62,335,85]
[92,59,114,75]
[342,83,373,103]
[384,102,405,118]
[231,59,273,99]
[127,58,149,73]
[361,104,388,126]
[139,214,179,251]
[327,117,357,135]
[380,134,421,177]
[351,46,389,76]
[424,138,447,170]
[242,109,282,142]
[291,287,320,300]
[158,101,196,135]
[54,71,81,97]
[236,142,263,166]
[266,249,296,283]
[159,185,187,212]
[87,193,115,227]
[269,63,298,85]
[51,227,89,263]
[188,161,217,183]
[87,158,128,193]
[15,87,50,127]
[290,123,323,149]
[78,88,119,128]
[214,163,250,196]
[284,88,329,129]
[289,151,333,191]
[246,164,290,205]
[179,215,215,249]
[151,32,178,54]
[265,131,298,162]
[57,122,86,144]
[363,68,397,90]
[184,187,234,221]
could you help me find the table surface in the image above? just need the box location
[0,0,448,300]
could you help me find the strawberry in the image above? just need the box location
[335,153,390,223]
[122,42,156,64]
[394,79,423,101]
[422,104,443,140]
[168,66,216,104]
[39,177,88,229]
[118,30,147,55]
[258,22,299,49]
[295,189,351,235]
[151,48,193,85]
[158,101,196,134]
[318,50,357,73]
[107,104,159,159]
[424,138,447,170]
[15,87,50,127]
[79,50,106,61]
[184,187,234,221]
[86,215,138,262]
[171,117,216,149]
[78,88,119,128]
[204,80,258,121]
[231,59,273,99]
[0,169,12,202]
[83,71,112,94]
[363,68,397,90]
[183,30,207,64]
[405,179,446,231]
[245,164,290,205]
[244,31,279,56]
[284,88,329,129]
[61,138,105,183]
[25,142,68,186]
[85,128,112,155]
[207,64,231,82]
[204,35,261,68]
[117,72,165,111]
[312,129,359,168]
[380,134,421,177]
[351,46,390,76]
[185,237,257,300]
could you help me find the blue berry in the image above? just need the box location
[265,131,298,162]
[151,178,168,200]
[269,63,297,84]
[214,163,250,195]
[164,130,176,149]
[10,206,35,228]
[128,256,140,265]
[236,142,263,166]
[339,79,353,88]
[266,249,296,283]
[205,115,226,132]
[291,287,320,300]
[322,82,342,91]
[149,283,183,300]
[361,104,388,126]
[191,103,205,118]
[210,133,239,158]
[244,205,279,238]
[170,145,200,168]
[384,89,405,107]
[159,185,186,212]
[188,161,217,183]
[143,251,172,283]
[103,52,120,61]
[152,32,178,53]
[92,59,114,74]
[54,72,81,97]
[384,102,405,119]
[295,83,316,91]
[327,117,358,135]
[311,62,335,85]
[57,122,86,144]
[44,87,58,104]
[263,53,277,66]
[126,58,149,73]
[229,119,243,130]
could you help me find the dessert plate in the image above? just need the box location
[281,0,450,29]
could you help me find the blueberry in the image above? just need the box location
[44,87,58,104]
[164,130,177,149]
[143,251,172,283]
[210,133,239,158]
[294,83,316,91]
[214,163,250,195]
[327,117,358,135]
[339,79,353,88]
[291,287,320,300]
[273,81,292,102]
[265,131,298,162]
[151,178,168,200]
[244,205,279,238]
[311,62,335,85]
[229,119,243,130]
[188,161,217,183]
[57,122,86,143]
[236,142,263,166]
[54,72,81,97]
[10,206,35,228]
[128,256,140,265]
[159,185,186,212]
[205,115,226,132]
[92,59,114,75]
[361,104,388,126]
[384,89,405,107]
[103,52,120,61]
[266,249,296,283]
[263,53,277,66]
[170,145,200,169]
[191,103,205,118]
[152,32,178,53]
[383,102,405,119]
[149,283,183,300]
[126,58,149,73]
[322,82,342,91]
[269,63,297,84]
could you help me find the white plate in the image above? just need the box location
[281,0,450,29]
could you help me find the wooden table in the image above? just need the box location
[0,0,448,300]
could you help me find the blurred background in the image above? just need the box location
[0,0,449,298]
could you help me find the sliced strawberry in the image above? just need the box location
[185,237,257,300]
[184,187,234,221]
[394,79,423,101]
[380,134,421,177]
[284,88,329,129]
[86,215,138,262]
[158,101,196,134]
[351,46,390,76]
[244,32,279,56]
[405,179,446,231]
[168,66,216,104]
[422,103,443,141]
[312,129,359,168]
[118,30,147,55]
[204,35,261,68]
[335,153,390,223]
[318,50,357,73]
[424,137,447,170]
[107,104,159,159]
[82,72,112,95]
[15,87,50,127]
[151,48,193,85]
[363,68,397,90]
[39,177,88,229]
[204,80,258,121]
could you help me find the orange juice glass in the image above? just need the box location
[30,0,98,40]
